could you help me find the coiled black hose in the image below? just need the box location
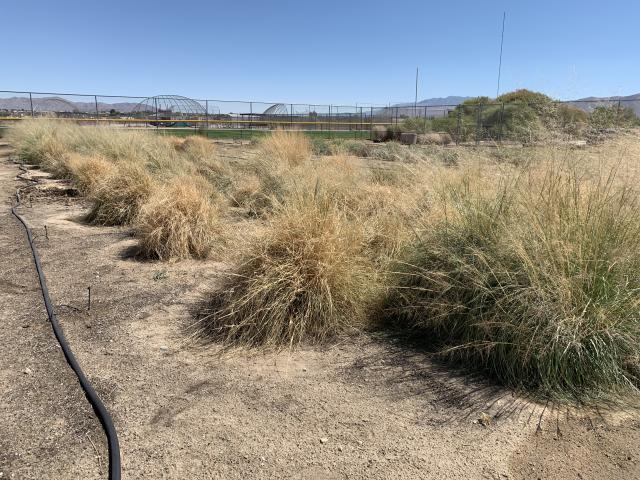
[12,191,121,480]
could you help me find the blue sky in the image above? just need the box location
[2,0,638,104]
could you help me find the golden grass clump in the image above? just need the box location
[196,194,379,348]
[260,129,311,167]
[64,153,116,194]
[5,119,75,177]
[175,135,216,158]
[85,162,155,226]
[135,175,224,260]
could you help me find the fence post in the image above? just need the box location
[370,107,374,141]
[205,100,209,136]
[290,104,293,130]
[475,103,482,145]
[456,108,462,145]
[329,105,332,139]
[498,102,505,144]
[616,99,621,126]
[94,95,99,126]
[154,97,158,131]
[29,92,34,117]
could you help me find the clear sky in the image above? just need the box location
[2,0,638,104]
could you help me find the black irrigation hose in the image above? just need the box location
[11,191,121,480]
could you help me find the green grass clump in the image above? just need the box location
[310,138,333,155]
[388,161,640,399]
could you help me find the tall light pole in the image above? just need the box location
[496,12,506,98]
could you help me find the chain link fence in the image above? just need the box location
[1,90,638,143]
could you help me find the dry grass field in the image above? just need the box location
[2,121,640,478]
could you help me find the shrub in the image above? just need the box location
[388,160,640,398]
[590,105,639,129]
[85,162,155,226]
[556,104,589,137]
[484,103,548,143]
[371,125,388,142]
[135,175,224,260]
[401,117,432,134]
[196,194,378,347]
[260,129,311,167]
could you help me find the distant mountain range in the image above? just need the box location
[0,96,143,113]
[570,93,640,116]
[389,93,640,117]
[1,93,639,116]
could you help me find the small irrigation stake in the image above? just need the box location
[44,225,49,240]
[87,286,91,312]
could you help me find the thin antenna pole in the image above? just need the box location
[414,67,419,116]
[496,12,506,98]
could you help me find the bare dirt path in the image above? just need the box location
[1,146,639,479]
[0,147,104,479]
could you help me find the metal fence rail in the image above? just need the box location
[1,90,638,142]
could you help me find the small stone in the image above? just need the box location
[159,345,169,352]
[259,456,266,462]
[478,412,493,427]
[302,367,307,372]
[320,437,328,444]
[23,368,32,375]
[337,446,343,452]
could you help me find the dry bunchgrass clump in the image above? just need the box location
[65,153,115,194]
[85,162,155,226]
[6,119,68,166]
[260,129,311,167]
[388,155,640,398]
[135,175,224,260]
[196,194,379,348]
[175,135,215,157]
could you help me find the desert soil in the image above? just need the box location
[1,143,639,479]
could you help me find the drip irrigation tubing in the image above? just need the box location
[11,188,121,480]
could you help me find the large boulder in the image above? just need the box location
[400,132,417,145]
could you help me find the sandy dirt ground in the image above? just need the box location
[1,143,640,479]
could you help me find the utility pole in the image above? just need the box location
[496,12,506,98]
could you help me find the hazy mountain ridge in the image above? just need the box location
[1,93,639,116]
[570,93,640,115]
[0,96,143,113]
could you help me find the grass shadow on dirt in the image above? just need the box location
[342,329,639,429]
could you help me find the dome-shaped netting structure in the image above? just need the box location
[263,103,289,115]
[35,97,79,113]
[132,95,206,119]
